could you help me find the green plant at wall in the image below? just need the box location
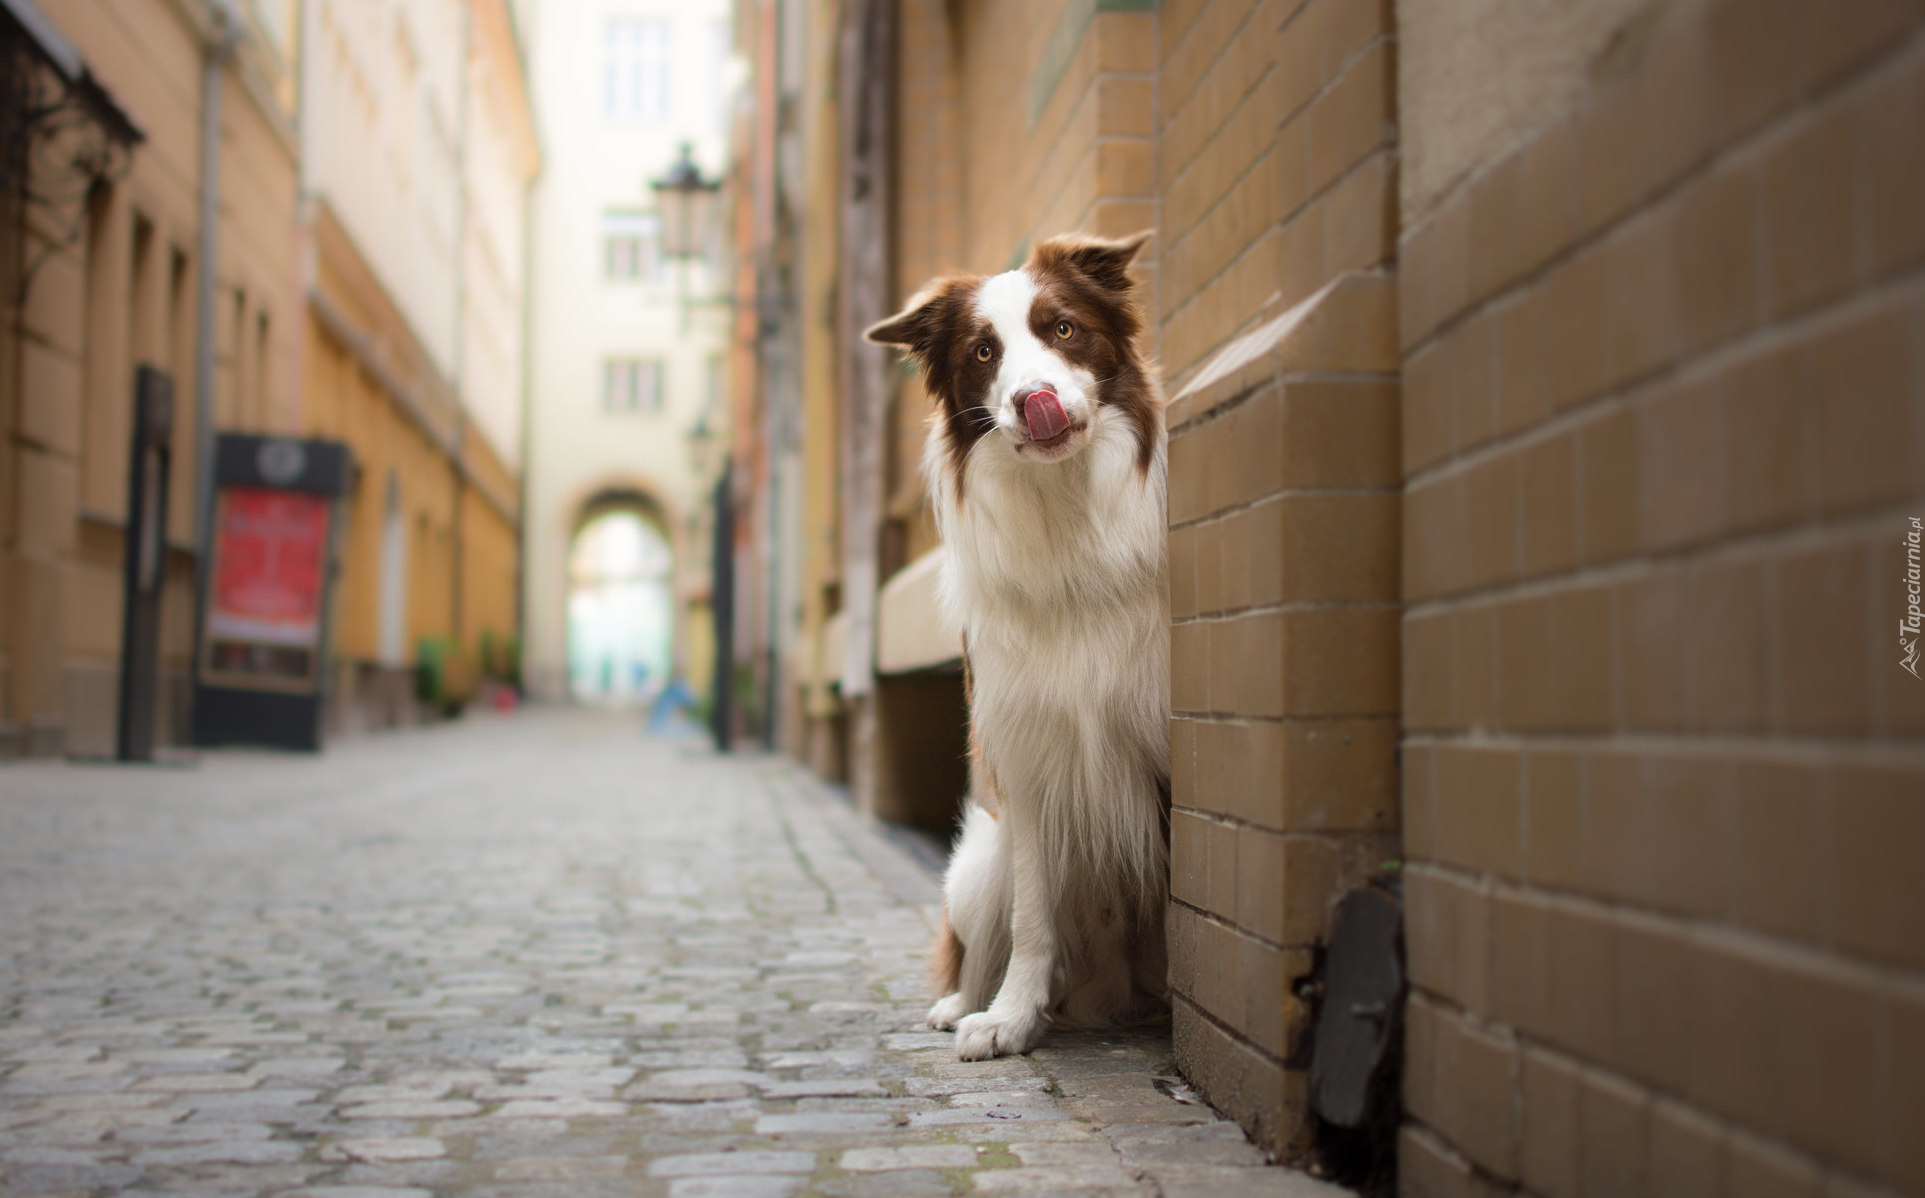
[478,629,523,690]
[416,636,478,716]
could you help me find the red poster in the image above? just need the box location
[206,488,330,647]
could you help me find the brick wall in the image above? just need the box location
[1161,0,1403,1157]
[1397,2,1925,1195]
[888,0,1159,567]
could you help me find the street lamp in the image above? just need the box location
[684,410,720,479]
[651,141,721,262]
[650,142,723,333]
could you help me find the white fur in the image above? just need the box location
[923,266,1170,1060]
[927,803,1009,1030]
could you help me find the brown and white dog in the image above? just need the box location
[864,232,1169,1060]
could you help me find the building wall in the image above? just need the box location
[520,0,733,703]
[1396,2,1925,1195]
[1161,0,1404,1155]
[299,0,535,732]
[461,0,537,469]
[790,0,841,775]
[886,0,1157,571]
[758,0,1925,1187]
[300,0,465,381]
[1,0,302,757]
[0,0,531,754]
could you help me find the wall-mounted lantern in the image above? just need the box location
[650,141,724,331]
[651,140,721,261]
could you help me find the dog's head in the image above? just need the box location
[865,232,1158,480]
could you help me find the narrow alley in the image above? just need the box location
[0,711,1339,1197]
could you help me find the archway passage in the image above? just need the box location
[566,509,674,703]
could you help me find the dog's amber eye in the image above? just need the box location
[1056,321,1074,339]
[975,344,993,362]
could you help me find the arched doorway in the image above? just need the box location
[566,507,674,703]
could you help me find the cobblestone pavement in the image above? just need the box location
[0,708,1347,1198]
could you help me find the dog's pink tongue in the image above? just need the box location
[1024,390,1069,441]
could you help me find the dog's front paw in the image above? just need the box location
[927,992,973,1030]
[954,1009,1045,1060]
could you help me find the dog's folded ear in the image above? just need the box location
[865,283,955,352]
[1031,230,1153,293]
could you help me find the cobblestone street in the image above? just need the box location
[0,709,1340,1197]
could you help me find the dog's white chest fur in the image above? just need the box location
[932,407,1170,854]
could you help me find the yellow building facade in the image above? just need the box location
[298,0,536,733]
[0,0,536,756]
[1,0,302,756]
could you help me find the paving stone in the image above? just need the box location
[647,1150,816,1176]
[491,1155,627,1180]
[253,1059,347,1078]
[1139,1165,1358,1197]
[493,1053,613,1071]
[816,1170,955,1198]
[902,1076,1048,1097]
[115,1123,275,1145]
[668,1177,800,1198]
[120,1049,236,1066]
[274,1188,435,1198]
[0,711,1343,1197]
[1008,1142,1121,1166]
[752,1112,895,1135]
[970,1164,1151,1193]
[841,1144,980,1170]
[340,1101,479,1120]
[1115,1130,1268,1168]
[908,1107,1071,1127]
[4,1146,115,1166]
[759,1079,886,1099]
[336,1138,447,1162]
[488,1099,627,1119]
[129,1141,305,1166]
[130,1075,257,1094]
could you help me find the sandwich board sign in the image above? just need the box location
[190,434,354,751]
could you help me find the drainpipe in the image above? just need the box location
[514,165,537,690]
[449,0,473,650]
[190,0,242,668]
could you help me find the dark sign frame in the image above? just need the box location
[190,434,353,752]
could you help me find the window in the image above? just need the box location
[603,358,664,414]
[603,20,671,122]
[602,210,662,281]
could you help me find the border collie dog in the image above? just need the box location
[865,232,1169,1060]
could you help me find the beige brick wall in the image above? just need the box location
[1398,1,1925,1194]
[1162,0,1402,1157]
[887,0,1161,569]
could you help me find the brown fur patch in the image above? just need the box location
[863,274,996,502]
[863,231,1160,498]
[930,908,964,997]
[1025,232,1159,476]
